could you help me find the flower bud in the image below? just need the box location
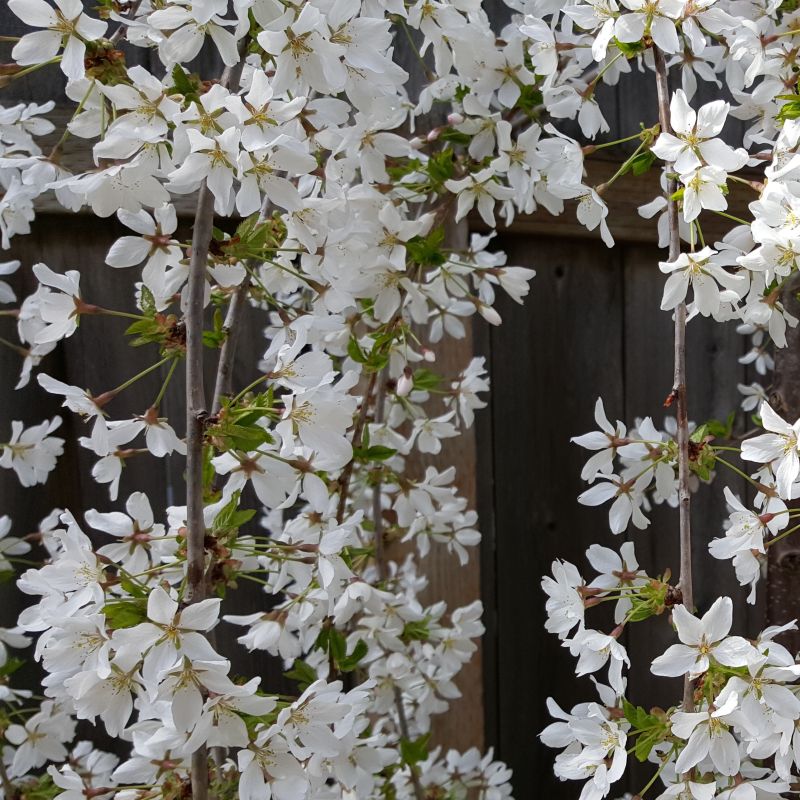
[397,368,414,397]
[422,347,436,363]
[447,112,464,125]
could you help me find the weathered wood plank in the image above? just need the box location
[485,233,625,799]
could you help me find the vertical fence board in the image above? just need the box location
[485,234,624,799]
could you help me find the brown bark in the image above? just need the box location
[653,47,694,712]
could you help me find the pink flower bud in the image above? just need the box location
[447,112,464,125]
[422,348,436,363]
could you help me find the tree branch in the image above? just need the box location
[183,46,249,800]
[653,46,694,713]
[336,370,378,523]
[393,686,426,800]
[211,199,272,414]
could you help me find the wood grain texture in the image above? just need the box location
[478,231,758,797]
[482,234,625,798]
[416,218,484,753]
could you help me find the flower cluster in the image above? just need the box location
[8,0,800,797]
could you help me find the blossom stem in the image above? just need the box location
[153,357,180,409]
[586,129,654,151]
[0,336,27,356]
[654,45,694,713]
[692,219,706,249]
[239,573,270,586]
[49,79,95,159]
[713,455,765,490]
[230,374,270,404]
[4,58,60,82]
[397,18,434,83]
[637,748,674,797]
[595,139,648,195]
[728,174,762,191]
[584,50,625,94]
[110,356,171,396]
[711,210,749,226]
[765,522,800,548]
[96,308,146,321]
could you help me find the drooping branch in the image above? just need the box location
[653,46,694,713]
[183,49,249,800]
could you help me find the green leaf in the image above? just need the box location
[348,337,367,364]
[213,490,256,534]
[328,628,347,664]
[438,129,472,146]
[412,368,442,391]
[104,598,148,630]
[630,149,657,176]
[400,733,431,767]
[339,639,369,672]
[627,581,669,622]
[284,659,318,691]
[690,423,708,444]
[515,84,544,116]
[427,148,455,191]
[705,412,735,439]
[406,227,446,268]
[139,284,157,315]
[614,38,645,58]
[169,64,196,97]
[0,658,25,678]
[634,730,660,762]
[778,97,800,122]
[401,619,430,643]
[354,445,397,462]
[453,84,471,103]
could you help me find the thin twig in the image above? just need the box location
[336,371,379,523]
[393,686,426,800]
[211,198,272,413]
[653,46,694,713]
[109,0,144,45]
[372,371,388,581]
